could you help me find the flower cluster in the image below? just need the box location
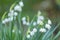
[2,1,24,24]
[26,11,52,39]
[27,28,37,38]
[22,17,30,25]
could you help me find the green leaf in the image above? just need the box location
[9,2,16,11]
[1,12,7,20]
[53,31,60,40]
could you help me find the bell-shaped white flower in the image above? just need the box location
[14,5,22,12]
[45,24,51,30]
[19,1,24,7]
[39,28,46,32]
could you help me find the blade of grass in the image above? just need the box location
[53,31,60,40]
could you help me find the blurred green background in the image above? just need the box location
[0,0,60,22]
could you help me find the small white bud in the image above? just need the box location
[14,5,22,11]
[48,19,52,25]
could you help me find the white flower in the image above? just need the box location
[33,28,37,33]
[33,22,37,26]
[39,28,46,32]
[14,5,22,11]
[37,20,44,25]
[22,17,26,21]
[38,16,44,21]
[22,21,26,25]
[30,31,34,36]
[48,19,52,25]
[19,1,24,7]
[45,24,51,30]
[14,12,18,16]
[27,35,30,38]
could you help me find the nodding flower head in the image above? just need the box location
[39,28,46,32]
[14,5,22,12]
[45,24,51,30]
[19,1,24,7]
